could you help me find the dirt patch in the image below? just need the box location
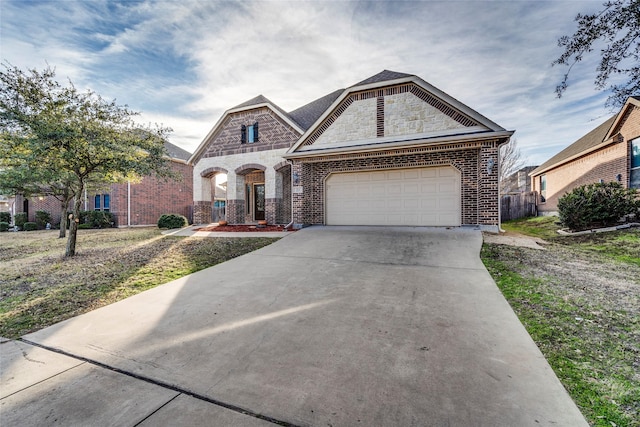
[482,234,640,424]
[196,224,293,232]
[483,231,548,250]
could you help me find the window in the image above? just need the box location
[240,122,259,144]
[94,194,110,211]
[631,137,640,189]
[539,175,547,203]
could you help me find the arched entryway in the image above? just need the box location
[194,167,228,224]
[234,164,266,224]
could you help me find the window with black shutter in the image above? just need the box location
[241,125,247,144]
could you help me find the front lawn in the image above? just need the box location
[0,228,278,339]
[482,217,640,426]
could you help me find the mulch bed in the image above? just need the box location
[195,224,293,232]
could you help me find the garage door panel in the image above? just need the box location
[326,167,461,226]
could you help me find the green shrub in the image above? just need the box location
[23,222,38,231]
[0,221,9,232]
[558,182,638,231]
[157,214,188,229]
[14,212,27,228]
[35,210,52,229]
[0,212,10,223]
[80,211,114,228]
[67,211,114,229]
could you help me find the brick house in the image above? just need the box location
[530,96,640,215]
[16,141,193,227]
[190,70,514,231]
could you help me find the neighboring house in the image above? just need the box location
[190,70,514,231]
[530,96,640,215]
[502,166,538,194]
[0,195,14,214]
[15,142,193,227]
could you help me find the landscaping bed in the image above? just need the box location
[482,216,639,426]
[196,224,293,232]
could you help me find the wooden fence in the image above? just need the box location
[501,191,537,222]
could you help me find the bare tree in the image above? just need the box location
[499,138,526,194]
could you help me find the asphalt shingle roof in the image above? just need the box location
[288,89,344,131]
[351,70,414,87]
[164,141,191,161]
[531,115,616,175]
[231,94,273,110]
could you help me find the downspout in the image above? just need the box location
[285,160,295,230]
[127,180,131,227]
[497,138,510,233]
[84,188,87,211]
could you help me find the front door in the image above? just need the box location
[254,183,265,221]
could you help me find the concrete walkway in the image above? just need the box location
[1,226,587,426]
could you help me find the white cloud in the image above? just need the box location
[1,0,612,164]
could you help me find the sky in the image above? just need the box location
[0,0,619,166]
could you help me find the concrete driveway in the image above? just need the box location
[2,226,587,426]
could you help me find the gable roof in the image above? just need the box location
[531,96,640,177]
[603,96,640,141]
[188,95,305,164]
[286,71,512,158]
[351,70,415,87]
[531,116,616,177]
[288,89,344,131]
[164,141,191,162]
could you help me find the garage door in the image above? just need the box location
[325,167,461,226]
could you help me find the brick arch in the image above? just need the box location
[200,167,228,178]
[273,161,291,171]
[235,163,266,175]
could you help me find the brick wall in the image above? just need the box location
[534,143,628,214]
[195,107,300,162]
[113,160,193,226]
[26,196,67,226]
[291,141,502,227]
[532,103,639,214]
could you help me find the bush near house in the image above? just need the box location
[157,214,188,229]
[0,222,9,232]
[13,213,27,229]
[558,182,639,231]
[23,222,37,231]
[82,211,115,229]
[0,212,10,223]
[35,210,51,229]
[67,211,115,229]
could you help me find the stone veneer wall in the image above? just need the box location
[292,141,503,228]
[384,92,462,137]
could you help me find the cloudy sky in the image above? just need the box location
[1,0,617,165]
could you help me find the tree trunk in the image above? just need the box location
[65,189,83,257]
[58,199,67,238]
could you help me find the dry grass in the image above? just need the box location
[482,220,640,427]
[0,228,278,338]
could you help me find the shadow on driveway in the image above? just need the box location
[4,226,587,426]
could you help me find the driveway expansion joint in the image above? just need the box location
[19,338,303,427]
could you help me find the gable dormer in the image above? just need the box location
[189,95,303,164]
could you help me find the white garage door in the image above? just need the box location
[325,167,461,226]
